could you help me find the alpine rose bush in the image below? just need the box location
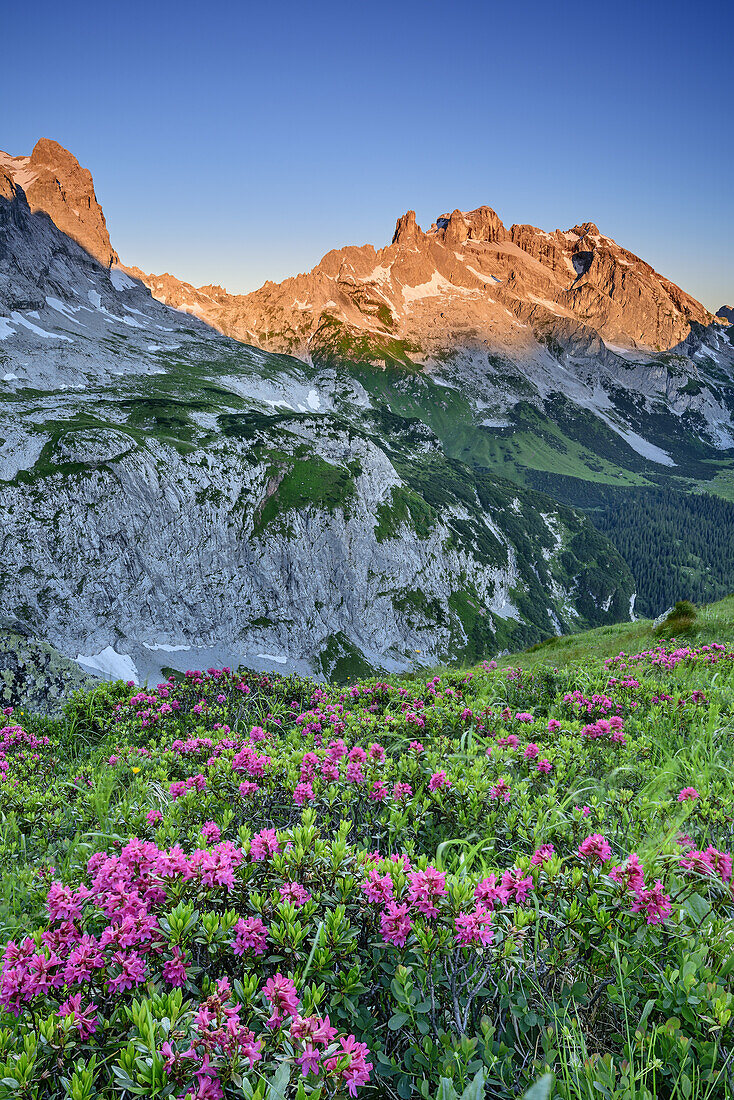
[0,643,734,1096]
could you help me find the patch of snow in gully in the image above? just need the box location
[45,297,86,326]
[110,267,137,292]
[75,646,139,683]
[10,312,72,341]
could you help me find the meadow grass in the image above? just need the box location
[0,602,734,1097]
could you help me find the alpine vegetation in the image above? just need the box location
[0,620,734,1098]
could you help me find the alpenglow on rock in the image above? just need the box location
[0,168,635,682]
[3,138,734,683]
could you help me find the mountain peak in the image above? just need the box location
[29,138,80,168]
[431,206,507,245]
[569,222,602,240]
[392,209,424,246]
[0,138,117,267]
[393,205,508,249]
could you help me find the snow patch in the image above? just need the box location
[45,297,86,326]
[175,302,206,318]
[142,642,192,653]
[75,646,139,683]
[527,295,571,317]
[604,421,676,466]
[493,598,521,621]
[306,389,321,410]
[402,271,461,303]
[0,317,16,340]
[0,152,38,191]
[10,312,72,341]
[366,264,393,286]
[110,266,136,292]
[463,262,500,287]
[604,343,640,359]
[696,347,721,363]
[256,653,288,664]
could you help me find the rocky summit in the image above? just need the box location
[128,204,715,358]
[0,139,118,268]
[0,139,733,689]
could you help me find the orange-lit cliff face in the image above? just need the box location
[128,204,715,364]
[1,140,719,370]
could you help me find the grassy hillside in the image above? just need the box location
[1,600,734,1098]
[345,361,734,618]
[495,593,734,670]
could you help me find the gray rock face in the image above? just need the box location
[0,416,631,684]
[0,623,95,715]
[0,187,635,683]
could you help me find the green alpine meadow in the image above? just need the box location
[1,600,734,1098]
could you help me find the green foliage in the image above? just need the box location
[593,488,734,616]
[655,600,699,637]
[256,457,357,531]
[374,486,437,542]
[2,630,734,1096]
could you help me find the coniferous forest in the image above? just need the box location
[592,487,734,616]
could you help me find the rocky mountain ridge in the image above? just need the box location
[0,139,118,267]
[3,140,732,474]
[0,175,634,683]
[124,203,717,362]
[2,139,723,364]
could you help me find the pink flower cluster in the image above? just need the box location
[580,716,626,744]
[603,845,676,925]
[679,845,733,882]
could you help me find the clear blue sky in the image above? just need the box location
[4,0,732,310]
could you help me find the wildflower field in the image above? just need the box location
[1,630,734,1100]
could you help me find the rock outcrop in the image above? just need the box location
[0,622,96,715]
[0,181,635,684]
[0,139,118,267]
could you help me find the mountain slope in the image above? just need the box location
[120,203,734,498]
[0,180,634,682]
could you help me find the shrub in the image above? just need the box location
[0,644,734,1096]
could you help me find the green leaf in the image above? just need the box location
[266,1061,291,1099]
[460,1070,486,1100]
[437,1080,458,1100]
[523,1074,554,1100]
[388,1011,411,1030]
